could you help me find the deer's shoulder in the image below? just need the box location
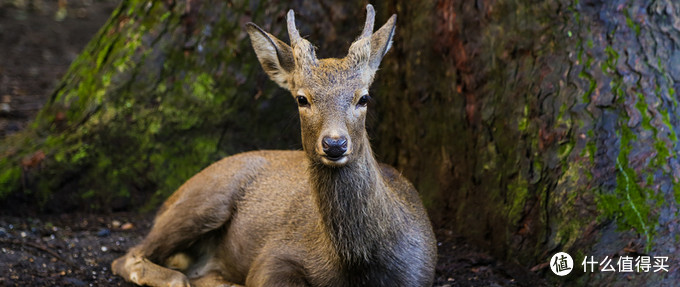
[377,163,421,203]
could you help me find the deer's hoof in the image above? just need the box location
[167,273,191,287]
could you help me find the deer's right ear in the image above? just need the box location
[245,23,295,90]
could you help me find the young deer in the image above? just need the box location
[112,5,436,286]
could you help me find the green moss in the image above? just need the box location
[635,93,654,131]
[0,163,22,198]
[660,109,678,142]
[674,179,680,205]
[554,165,590,248]
[0,0,281,210]
[71,145,89,164]
[670,86,676,100]
[585,142,596,163]
[587,39,667,253]
[559,141,574,160]
[624,9,641,36]
[518,103,529,132]
[507,176,529,224]
[578,58,595,103]
[578,129,596,165]
[597,125,659,253]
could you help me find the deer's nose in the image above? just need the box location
[322,136,348,159]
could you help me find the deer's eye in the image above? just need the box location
[357,94,370,107]
[297,96,310,107]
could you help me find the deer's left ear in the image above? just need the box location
[368,14,396,71]
[245,23,295,90]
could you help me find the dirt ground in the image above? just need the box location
[0,212,549,286]
[0,0,121,138]
[0,1,550,286]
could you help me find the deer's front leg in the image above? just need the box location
[112,248,190,287]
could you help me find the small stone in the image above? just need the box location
[111,220,121,229]
[97,228,111,237]
[101,246,108,252]
[20,231,27,238]
[121,223,134,230]
[0,95,10,113]
[54,7,67,22]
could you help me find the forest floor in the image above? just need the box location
[0,212,550,286]
[0,1,550,286]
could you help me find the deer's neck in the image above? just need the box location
[309,137,398,264]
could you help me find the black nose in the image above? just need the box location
[322,136,348,159]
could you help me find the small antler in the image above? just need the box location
[359,4,376,40]
[287,10,302,46]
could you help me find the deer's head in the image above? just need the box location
[246,5,396,167]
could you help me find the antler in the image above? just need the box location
[359,4,376,40]
[287,10,302,46]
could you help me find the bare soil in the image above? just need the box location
[0,212,147,286]
[0,0,120,138]
[0,1,550,286]
[0,212,548,286]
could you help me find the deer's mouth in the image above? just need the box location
[321,154,349,166]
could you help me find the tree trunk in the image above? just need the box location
[1,0,678,285]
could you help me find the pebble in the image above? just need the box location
[97,228,111,237]
[20,231,27,238]
[0,227,7,237]
[111,220,121,229]
[121,223,134,230]
[101,246,108,252]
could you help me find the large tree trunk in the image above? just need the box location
[1,0,678,285]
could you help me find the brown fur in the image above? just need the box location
[111,5,436,287]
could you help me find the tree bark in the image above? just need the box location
[372,0,679,284]
[1,0,679,285]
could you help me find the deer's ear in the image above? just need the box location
[246,23,295,90]
[369,15,396,71]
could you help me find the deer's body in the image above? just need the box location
[112,5,436,287]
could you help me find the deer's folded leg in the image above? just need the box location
[112,249,190,287]
[191,270,244,287]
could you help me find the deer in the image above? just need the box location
[111,4,437,287]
